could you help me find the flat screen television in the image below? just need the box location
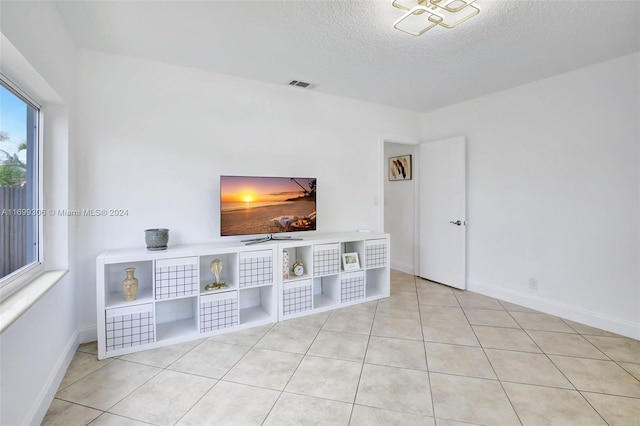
[220,176,317,243]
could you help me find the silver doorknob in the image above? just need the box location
[449,220,462,226]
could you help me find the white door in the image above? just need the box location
[419,136,466,289]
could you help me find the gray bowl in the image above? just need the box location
[145,228,169,250]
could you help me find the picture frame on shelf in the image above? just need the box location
[389,154,412,181]
[342,252,360,271]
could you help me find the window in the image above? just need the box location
[0,77,41,288]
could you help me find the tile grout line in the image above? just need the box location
[515,321,625,422]
[457,290,524,425]
[258,312,329,425]
[496,300,624,424]
[415,274,439,423]
[109,336,212,425]
[347,300,379,425]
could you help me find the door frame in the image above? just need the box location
[379,134,421,275]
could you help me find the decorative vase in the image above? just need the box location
[122,267,139,301]
[145,228,169,251]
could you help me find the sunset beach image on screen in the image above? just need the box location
[220,176,317,237]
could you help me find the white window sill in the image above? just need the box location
[0,270,68,334]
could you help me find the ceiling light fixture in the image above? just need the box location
[392,0,480,36]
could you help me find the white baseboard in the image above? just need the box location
[390,260,414,275]
[468,280,640,340]
[78,325,98,344]
[28,329,79,425]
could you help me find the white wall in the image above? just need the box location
[420,53,640,338]
[0,2,78,425]
[75,49,421,335]
[384,142,418,273]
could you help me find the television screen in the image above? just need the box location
[220,176,317,237]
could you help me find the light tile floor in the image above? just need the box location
[44,270,640,425]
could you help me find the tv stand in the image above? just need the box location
[95,232,389,359]
[242,234,302,245]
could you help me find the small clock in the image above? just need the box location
[292,260,305,277]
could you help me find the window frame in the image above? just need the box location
[0,74,44,300]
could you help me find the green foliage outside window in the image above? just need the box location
[0,131,27,186]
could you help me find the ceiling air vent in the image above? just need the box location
[288,80,313,89]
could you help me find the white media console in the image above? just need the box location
[96,232,390,359]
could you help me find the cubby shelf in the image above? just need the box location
[156,317,197,342]
[105,287,153,309]
[96,232,389,359]
[200,283,238,294]
[240,306,271,324]
[277,233,390,320]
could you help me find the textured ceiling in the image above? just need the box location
[53,0,640,112]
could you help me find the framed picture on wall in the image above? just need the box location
[389,155,412,181]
